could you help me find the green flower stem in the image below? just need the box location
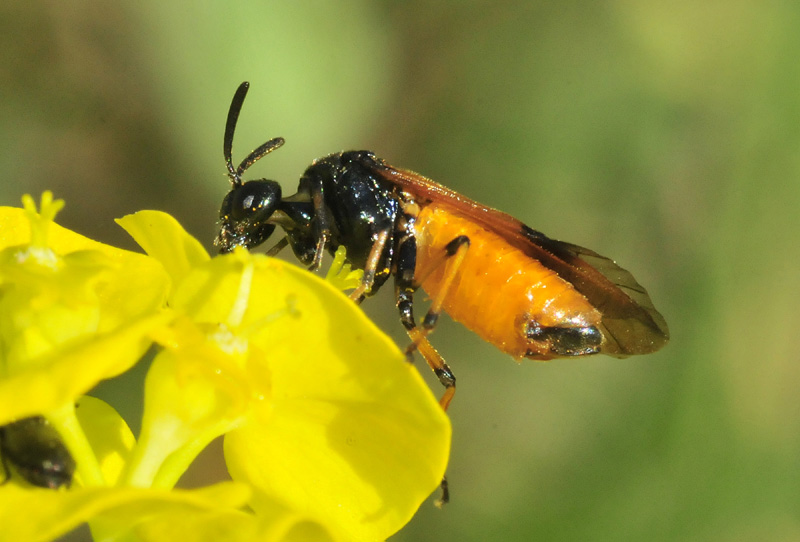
[150,419,240,489]
[48,402,105,487]
[121,416,184,488]
[122,417,240,489]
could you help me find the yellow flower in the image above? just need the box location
[0,194,169,421]
[0,193,170,489]
[0,198,450,541]
[119,210,451,540]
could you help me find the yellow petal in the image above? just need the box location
[224,257,451,541]
[0,312,170,425]
[0,206,170,333]
[116,210,210,289]
[75,396,136,486]
[0,483,251,542]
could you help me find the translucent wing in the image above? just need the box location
[379,165,669,356]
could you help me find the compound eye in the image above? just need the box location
[230,180,282,222]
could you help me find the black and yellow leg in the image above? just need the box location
[395,234,470,411]
[399,308,454,506]
[266,236,289,257]
[403,235,470,401]
[399,295,457,410]
[308,182,331,272]
[349,229,391,303]
[417,234,470,339]
[395,239,453,506]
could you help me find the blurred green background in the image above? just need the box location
[3,1,799,540]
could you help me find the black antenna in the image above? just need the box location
[224,81,285,187]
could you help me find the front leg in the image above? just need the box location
[347,229,391,302]
[308,180,331,272]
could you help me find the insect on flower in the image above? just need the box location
[215,82,669,413]
[0,416,75,489]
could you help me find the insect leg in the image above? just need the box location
[404,235,471,370]
[349,229,391,302]
[420,235,470,332]
[395,234,453,506]
[436,477,450,508]
[309,183,330,272]
[266,236,289,256]
[395,235,457,411]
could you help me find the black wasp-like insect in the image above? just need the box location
[214,81,668,505]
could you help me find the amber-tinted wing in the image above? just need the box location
[378,165,669,357]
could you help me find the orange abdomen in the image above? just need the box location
[414,205,602,359]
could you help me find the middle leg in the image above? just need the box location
[394,234,472,412]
